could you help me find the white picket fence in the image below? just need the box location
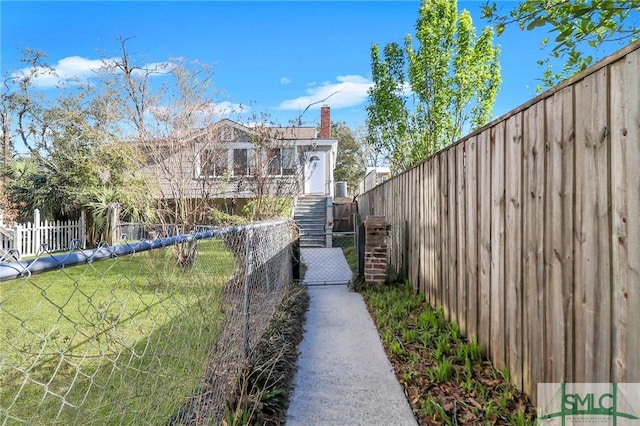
[0,209,86,259]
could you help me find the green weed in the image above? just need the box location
[402,328,420,344]
[419,397,452,425]
[389,339,406,357]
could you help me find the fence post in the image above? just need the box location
[13,224,21,259]
[357,219,365,278]
[352,212,359,273]
[292,234,301,281]
[325,196,333,248]
[33,209,41,254]
[243,228,254,358]
[106,203,120,245]
[80,209,87,249]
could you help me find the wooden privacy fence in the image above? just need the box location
[358,41,639,403]
[0,209,86,259]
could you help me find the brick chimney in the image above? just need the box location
[320,104,331,138]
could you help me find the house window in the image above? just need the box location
[201,148,228,177]
[233,148,250,176]
[268,148,296,175]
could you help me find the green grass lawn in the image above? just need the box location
[1,239,235,424]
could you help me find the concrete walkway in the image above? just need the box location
[286,248,417,425]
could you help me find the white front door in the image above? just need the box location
[305,151,326,194]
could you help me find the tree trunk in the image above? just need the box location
[2,112,10,183]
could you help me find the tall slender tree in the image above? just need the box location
[367,0,501,172]
[332,122,365,197]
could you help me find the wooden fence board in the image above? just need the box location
[456,142,467,335]
[431,159,439,307]
[505,112,524,389]
[420,162,427,297]
[386,180,393,272]
[425,161,432,304]
[574,68,611,383]
[385,181,390,271]
[413,166,420,291]
[412,167,417,288]
[478,129,492,352]
[466,136,479,340]
[441,154,450,318]
[610,49,640,383]
[491,120,506,371]
[405,172,411,281]
[434,157,442,308]
[392,176,399,274]
[448,149,458,324]
[404,171,410,278]
[544,86,575,383]
[522,101,546,402]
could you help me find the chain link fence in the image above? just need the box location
[0,219,296,425]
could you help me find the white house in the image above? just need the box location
[143,105,338,214]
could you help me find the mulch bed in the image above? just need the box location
[363,284,537,425]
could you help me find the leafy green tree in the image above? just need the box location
[2,46,155,236]
[483,0,640,87]
[367,0,501,172]
[367,42,410,172]
[5,93,153,228]
[332,121,364,197]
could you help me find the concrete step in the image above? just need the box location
[297,198,326,204]
[298,220,324,226]
[296,223,325,228]
[296,205,325,211]
[296,210,325,216]
[296,198,326,209]
[299,230,325,236]
[300,233,325,239]
[295,214,325,220]
[298,195,326,201]
[295,218,326,224]
[294,216,326,225]
[300,238,326,248]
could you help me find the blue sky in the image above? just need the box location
[0,1,627,131]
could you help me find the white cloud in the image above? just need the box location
[12,56,110,88]
[214,101,247,116]
[148,101,247,121]
[280,77,292,85]
[277,75,372,110]
[12,55,174,89]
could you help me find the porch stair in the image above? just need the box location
[294,195,327,248]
